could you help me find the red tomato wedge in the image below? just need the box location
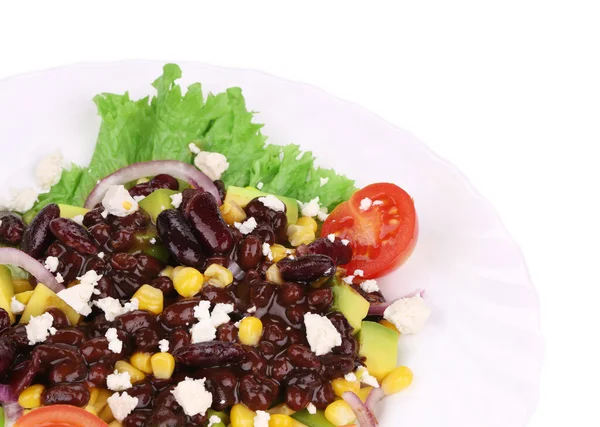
[15,405,108,427]
[321,183,418,278]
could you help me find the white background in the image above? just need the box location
[1,1,599,425]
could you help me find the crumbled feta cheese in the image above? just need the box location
[234,217,258,235]
[316,207,329,222]
[171,377,213,416]
[107,370,132,391]
[194,301,212,320]
[299,197,321,218]
[55,273,64,283]
[26,313,56,345]
[44,256,59,273]
[258,195,285,212]
[35,150,63,191]
[360,279,380,293]
[95,297,139,321]
[57,284,96,316]
[304,313,342,356]
[358,367,380,388]
[353,269,364,277]
[194,151,229,181]
[102,185,139,217]
[342,275,355,284]
[359,197,373,211]
[10,296,25,314]
[207,415,222,427]
[307,403,317,414]
[327,233,336,243]
[341,239,350,246]
[149,238,157,244]
[254,410,271,427]
[78,270,102,287]
[98,252,105,259]
[344,372,357,383]
[373,200,384,206]
[158,339,170,353]
[72,214,84,225]
[256,182,264,190]
[0,187,38,213]
[133,195,145,202]
[170,193,183,209]
[247,306,256,314]
[188,142,202,154]
[190,318,217,343]
[210,303,233,328]
[107,392,138,421]
[383,294,431,334]
[105,328,123,353]
[262,242,273,261]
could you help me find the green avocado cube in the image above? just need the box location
[358,320,399,381]
[291,409,335,427]
[58,204,90,220]
[138,189,179,223]
[331,276,370,333]
[224,185,298,224]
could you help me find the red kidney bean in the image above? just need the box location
[271,211,288,243]
[213,180,226,201]
[285,304,309,326]
[239,374,280,411]
[107,210,150,231]
[287,369,322,389]
[185,192,233,255]
[45,328,86,346]
[327,312,354,337]
[277,283,305,307]
[287,344,321,369]
[270,354,294,382]
[128,182,153,198]
[151,174,179,191]
[82,207,106,227]
[4,324,30,349]
[93,276,116,300]
[160,298,202,329]
[202,368,238,411]
[84,257,109,275]
[286,385,311,411]
[0,213,25,244]
[129,380,153,409]
[48,359,87,385]
[79,337,122,363]
[156,209,206,269]
[148,406,185,427]
[9,359,39,395]
[135,254,165,279]
[216,322,238,342]
[111,253,138,271]
[287,328,308,346]
[258,260,273,276]
[42,382,90,406]
[241,347,267,375]
[0,336,15,377]
[335,335,359,357]
[154,385,181,412]
[33,343,84,367]
[200,285,234,306]
[46,241,68,257]
[89,222,112,245]
[319,354,355,380]
[250,281,276,308]
[167,328,191,353]
[297,237,353,265]
[117,310,158,334]
[244,198,285,223]
[150,276,174,296]
[313,382,336,408]
[110,272,144,300]
[56,250,86,284]
[252,222,275,245]
[237,235,262,270]
[178,188,202,214]
[258,341,276,360]
[124,411,151,427]
[206,255,228,267]
[0,308,10,332]
[307,288,333,312]
[261,316,288,347]
[21,203,60,258]
[87,361,113,386]
[277,254,336,282]
[110,229,135,252]
[173,342,244,367]
[133,328,160,352]
[46,307,70,329]
[49,217,98,255]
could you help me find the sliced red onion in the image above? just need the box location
[227,260,245,280]
[0,248,62,292]
[0,384,17,403]
[84,160,220,209]
[342,391,379,427]
[368,288,426,316]
[365,386,386,413]
[3,401,23,422]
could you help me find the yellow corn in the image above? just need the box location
[267,403,296,415]
[89,387,100,406]
[238,317,263,346]
[132,284,163,314]
[172,266,185,278]
[230,403,256,427]
[265,264,283,284]
[269,414,294,427]
[296,216,318,233]
[159,266,174,279]
[203,264,234,288]
[379,319,400,334]
[173,267,204,297]
[85,405,98,416]
[122,201,133,211]
[115,360,146,383]
[130,352,153,374]
[287,224,315,247]
[15,290,34,305]
[150,352,175,379]
[99,400,115,423]
[18,384,44,409]
[107,422,123,427]
[324,400,356,426]
[381,366,413,395]
[13,278,33,293]
[220,200,247,225]
[357,386,373,402]
[270,244,293,262]
[331,378,360,397]
[93,388,112,412]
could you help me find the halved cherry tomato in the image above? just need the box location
[321,183,418,278]
[15,405,107,427]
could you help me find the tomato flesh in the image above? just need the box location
[321,183,418,278]
[15,405,107,427]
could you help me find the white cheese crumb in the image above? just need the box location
[133,195,146,202]
[72,214,84,225]
[210,303,234,328]
[344,372,357,383]
[353,269,364,277]
[194,151,229,181]
[208,414,222,427]
[319,177,329,187]
[170,193,183,209]
[316,207,329,222]
[299,197,321,218]
[341,239,350,246]
[262,242,273,261]
[234,217,258,235]
[342,275,355,284]
[57,270,103,316]
[0,187,38,213]
[10,296,25,314]
[358,367,380,388]
[98,252,105,259]
[158,339,170,353]
[327,233,336,243]
[44,256,59,273]
[304,312,342,356]
[254,410,271,427]
[360,279,380,293]
[55,273,64,283]
[35,150,63,191]
[107,370,132,391]
[188,142,202,154]
[149,238,157,244]
[107,392,138,421]
[102,185,139,217]
[105,327,123,353]
[194,300,212,320]
[26,313,56,345]
[383,294,431,334]
[258,195,285,212]
[171,377,213,416]
[256,182,264,190]
[307,403,317,414]
[247,306,257,314]
[190,318,217,343]
[94,297,139,321]
[359,197,373,211]
[373,200,384,206]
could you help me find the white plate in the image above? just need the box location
[0,61,543,426]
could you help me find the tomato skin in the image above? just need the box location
[15,405,107,427]
[321,183,418,278]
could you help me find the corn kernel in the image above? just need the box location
[132,284,163,314]
[107,420,123,427]
[89,387,100,406]
[115,360,146,383]
[287,224,316,247]
[331,378,360,397]
[173,267,204,297]
[220,200,247,225]
[15,290,34,305]
[324,400,356,426]
[130,352,153,374]
[238,317,263,346]
[270,244,293,262]
[269,414,294,427]
[18,384,44,409]
[13,278,33,293]
[94,388,112,412]
[296,216,318,233]
[203,264,234,288]
[381,366,413,395]
[379,319,400,333]
[357,386,373,402]
[99,401,115,423]
[160,266,174,279]
[265,264,283,284]
[85,405,98,416]
[122,201,132,210]
[151,352,175,379]
[267,403,296,415]
[230,403,256,427]
[172,266,185,278]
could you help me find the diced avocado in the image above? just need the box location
[58,204,90,220]
[138,189,179,223]
[0,406,4,427]
[20,283,81,326]
[225,185,299,224]
[291,409,335,427]
[206,409,229,427]
[12,278,34,294]
[141,245,170,263]
[15,290,34,305]
[131,227,169,263]
[331,276,370,333]
[358,321,399,381]
[0,265,15,322]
